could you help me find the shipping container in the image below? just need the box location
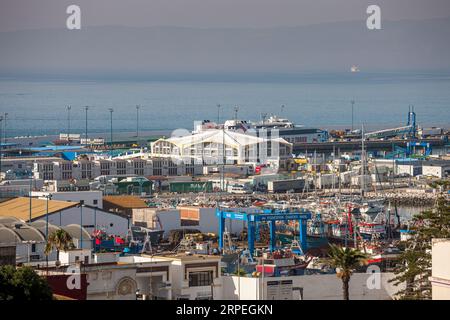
[267,179,306,193]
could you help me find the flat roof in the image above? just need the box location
[0,156,62,162]
[423,160,450,167]
[103,195,148,209]
[0,197,78,221]
[150,253,221,262]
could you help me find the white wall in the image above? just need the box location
[38,207,129,237]
[32,191,103,208]
[60,249,92,265]
[198,208,245,236]
[422,165,446,178]
[170,260,223,300]
[86,267,137,300]
[16,242,56,264]
[432,239,450,300]
[222,273,403,300]
[157,210,182,237]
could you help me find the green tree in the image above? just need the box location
[0,266,53,300]
[326,244,368,300]
[44,229,74,264]
[390,194,450,299]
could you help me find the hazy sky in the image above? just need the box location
[1,0,450,31]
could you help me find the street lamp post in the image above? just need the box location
[80,204,84,249]
[237,251,241,300]
[29,174,33,222]
[84,106,89,146]
[108,108,114,157]
[67,106,71,144]
[217,104,221,124]
[3,113,8,145]
[45,194,52,272]
[0,115,3,181]
[136,105,140,139]
[351,100,355,131]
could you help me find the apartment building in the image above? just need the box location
[33,157,203,181]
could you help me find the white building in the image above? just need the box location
[151,129,293,171]
[153,253,222,300]
[41,252,222,300]
[222,273,402,300]
[33,156,203,181]
[0,197,129,238]
[132,208,181,238]
[31,190,103,209]
[0,216,94,265]
[422,161,450,178]
[395,161,423,177]
[430,239,450,300]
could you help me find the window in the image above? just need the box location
[93,199,98,205]
[188,271,213,287]
[31,243,36,252]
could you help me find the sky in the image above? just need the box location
[1,0,450,31]
[1,0,450,75]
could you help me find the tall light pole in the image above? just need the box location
[84,106,89,146]
[234,106,239,121]
[29,174,33,222]
[45,194,52,272]
[108,108,114,157]
[136,105,140,139]
[351,100,355,132]
[80,203,84,249]
[3,113,8,144]
[217,104,221,124]
[67,106,71,143]
[0,115,3,180]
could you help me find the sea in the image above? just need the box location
[0,71,449,138]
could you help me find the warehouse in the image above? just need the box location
[0,215,94,264]
[422,160,450,178]
[151,129,293,170]
[0,197,129,238]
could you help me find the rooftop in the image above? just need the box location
[0,197,79,221]
[150,253,221,262]
[103,195,148,209]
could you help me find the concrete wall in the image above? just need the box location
[170,260,223,300]
[198,208,245,236]
[33,191,103,208]
[396,164,422,177]
[431,239,450,300]
[423,165,447,178]
[86,267,137,300]
[38,207,129,237]
[222,273,403,300]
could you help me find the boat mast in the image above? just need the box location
[361,124,365,200]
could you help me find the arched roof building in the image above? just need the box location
[151,129,292,168]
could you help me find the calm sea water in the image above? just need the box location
[0,72,449,137]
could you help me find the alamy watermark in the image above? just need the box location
[65,5,381,31]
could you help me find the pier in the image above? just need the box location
[293,138,447,153]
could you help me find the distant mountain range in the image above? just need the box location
[1,17,450,77]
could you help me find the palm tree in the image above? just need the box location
[44,229,74,266]
[327,244,368,300]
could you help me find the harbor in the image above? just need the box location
[1,108,449,300]
[2,0,450,311]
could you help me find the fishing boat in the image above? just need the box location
[255,249,312,276]
[127,225,164,246]
[351,65,360,73]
